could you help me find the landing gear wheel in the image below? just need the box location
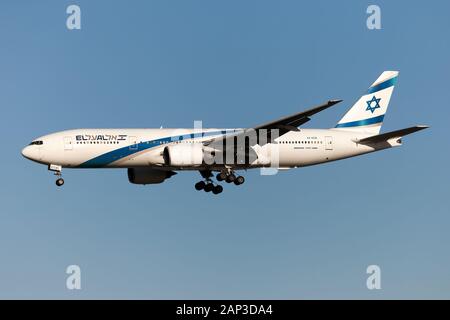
[212,185,223,194]
[225,173,236,183]
[204,183,214,192]
[195,181,205,190]
[217,172,227,181]
[56,178,64,187]
[234,176,245,185]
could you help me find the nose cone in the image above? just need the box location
[21,146,38,161]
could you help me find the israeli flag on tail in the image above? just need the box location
[334,71,398,134]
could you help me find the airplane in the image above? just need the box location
[21,71,428,194]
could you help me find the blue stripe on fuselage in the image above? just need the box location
[77,130,229,168]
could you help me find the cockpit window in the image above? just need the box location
[29,140,43,145]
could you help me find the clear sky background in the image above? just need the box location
[0,1,449,299]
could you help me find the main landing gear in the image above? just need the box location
[194,170,223,194]
[216,171,245,185]
[195,181,223,194]
[194,169,245,194]
[48,164,64,187]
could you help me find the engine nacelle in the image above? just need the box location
[127,168,176,185]
[163,144,204,167]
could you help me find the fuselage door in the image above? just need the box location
[129,136,138,151]
[325,136,333,150]
[64,136,73,150]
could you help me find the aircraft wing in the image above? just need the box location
[204,99,343,147]
[201,99,343,165]
[252,99,343,133]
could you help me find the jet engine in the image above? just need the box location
[163,144,204,167]
[127,168,177,184]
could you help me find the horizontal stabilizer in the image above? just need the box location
[357,125,429,144]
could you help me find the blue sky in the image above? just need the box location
[0,0,449,299]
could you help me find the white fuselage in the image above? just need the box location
[21,128,400,171]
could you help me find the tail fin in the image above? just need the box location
[335,71,399,134]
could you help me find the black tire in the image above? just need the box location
[225,173,236,183]
[195,181,205,190]
[56,178,64,187]
[212,185,223,194]
[234,176,245,185]
[204,183,214,192]
[217,172,227,181]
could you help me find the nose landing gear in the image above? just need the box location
[56,177,65,186]
[48,164,64,187]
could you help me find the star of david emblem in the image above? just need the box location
[366,95,381,113]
